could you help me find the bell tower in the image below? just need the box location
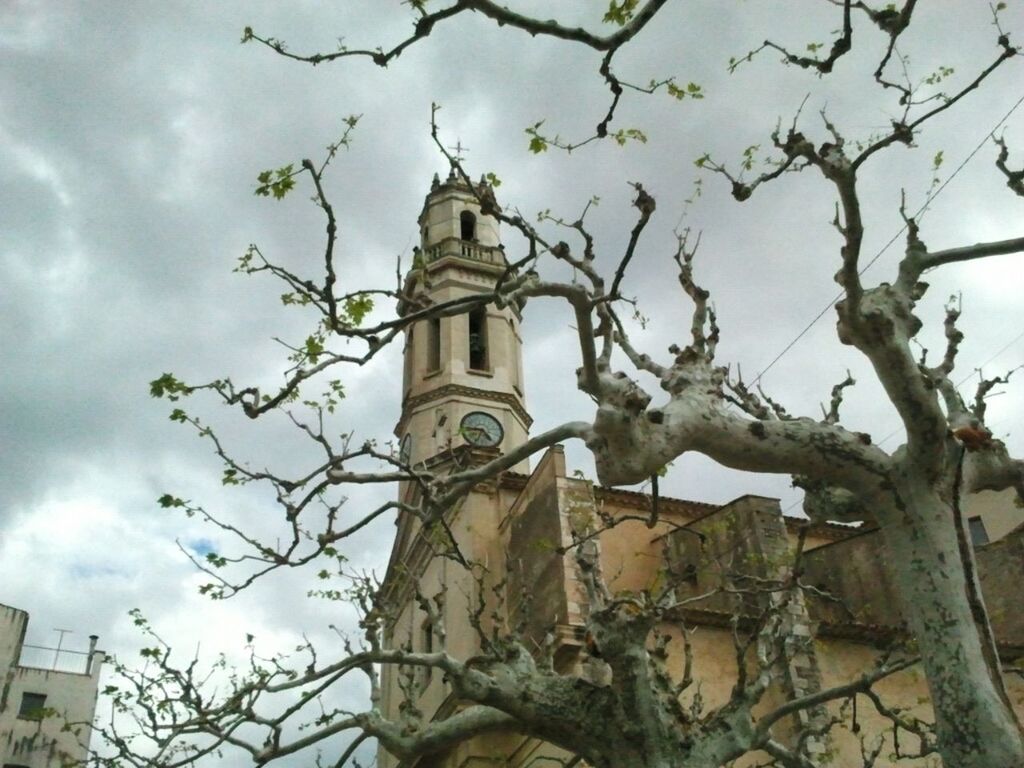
[395,169,531,474]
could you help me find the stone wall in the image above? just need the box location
[803,523,1024,647]
[507,479,567,642]
[505,451,571,651]
[802,529,905,630]
[666,495,793,616]
[976,526,1024,644]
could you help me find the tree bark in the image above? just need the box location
[879,477,1024,767]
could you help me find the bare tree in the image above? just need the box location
[96,3,1024,768]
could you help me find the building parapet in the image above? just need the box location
[17,640,98,676]
[423,236,504,267]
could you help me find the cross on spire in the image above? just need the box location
[448,139,470,162]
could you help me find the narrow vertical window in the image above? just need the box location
[509,317,521,392]
[421,618,434,654]
[968,516,990,546]
[403,326,414,394]
[460,210,476,241]
[419,618,434,689]
[468,308,488,370]
[427,318,441,372]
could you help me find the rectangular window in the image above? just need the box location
[18,692,47,719]
[419,619,433,690]
[421,619,434,654]
[509,317,522,393]
[968,516,990,546]
[427,318,441,372]
[468,308,488,371]
[403,326,414,395]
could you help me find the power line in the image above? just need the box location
[751,92,1024,387]
[955,328,1024,388]
[854,345,1023,450]
[871,329,1024,448]
[735,95,1024,513]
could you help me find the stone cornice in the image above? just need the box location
[592,485,718,519]
[397,383,533,435]
[397,257,524,320]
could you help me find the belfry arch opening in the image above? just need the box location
[460,210,476,241]
[468,307,488,371]
[427,317,441,372]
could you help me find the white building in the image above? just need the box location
[1,604,105,768]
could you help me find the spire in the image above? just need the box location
[396,175,531,473]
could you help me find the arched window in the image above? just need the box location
[460,210,476,241]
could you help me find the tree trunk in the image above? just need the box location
[880,481,1024,767]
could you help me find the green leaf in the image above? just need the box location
[612,128,648,146]
[525,121,549,153]
[603,0,640,25]
[205,552,228,568]
[255,164,298,199]
[741,144,760,171]
[304,334,325,364]
[149,373,191,401]
[343,294,374,326]
[235,244,257,273]
[668,81,704,101]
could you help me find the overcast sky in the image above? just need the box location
[2,2,1022,764]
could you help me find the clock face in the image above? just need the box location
[460,411,503,447]
[399,434,412,465]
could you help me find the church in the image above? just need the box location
[377,171,1024,767]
